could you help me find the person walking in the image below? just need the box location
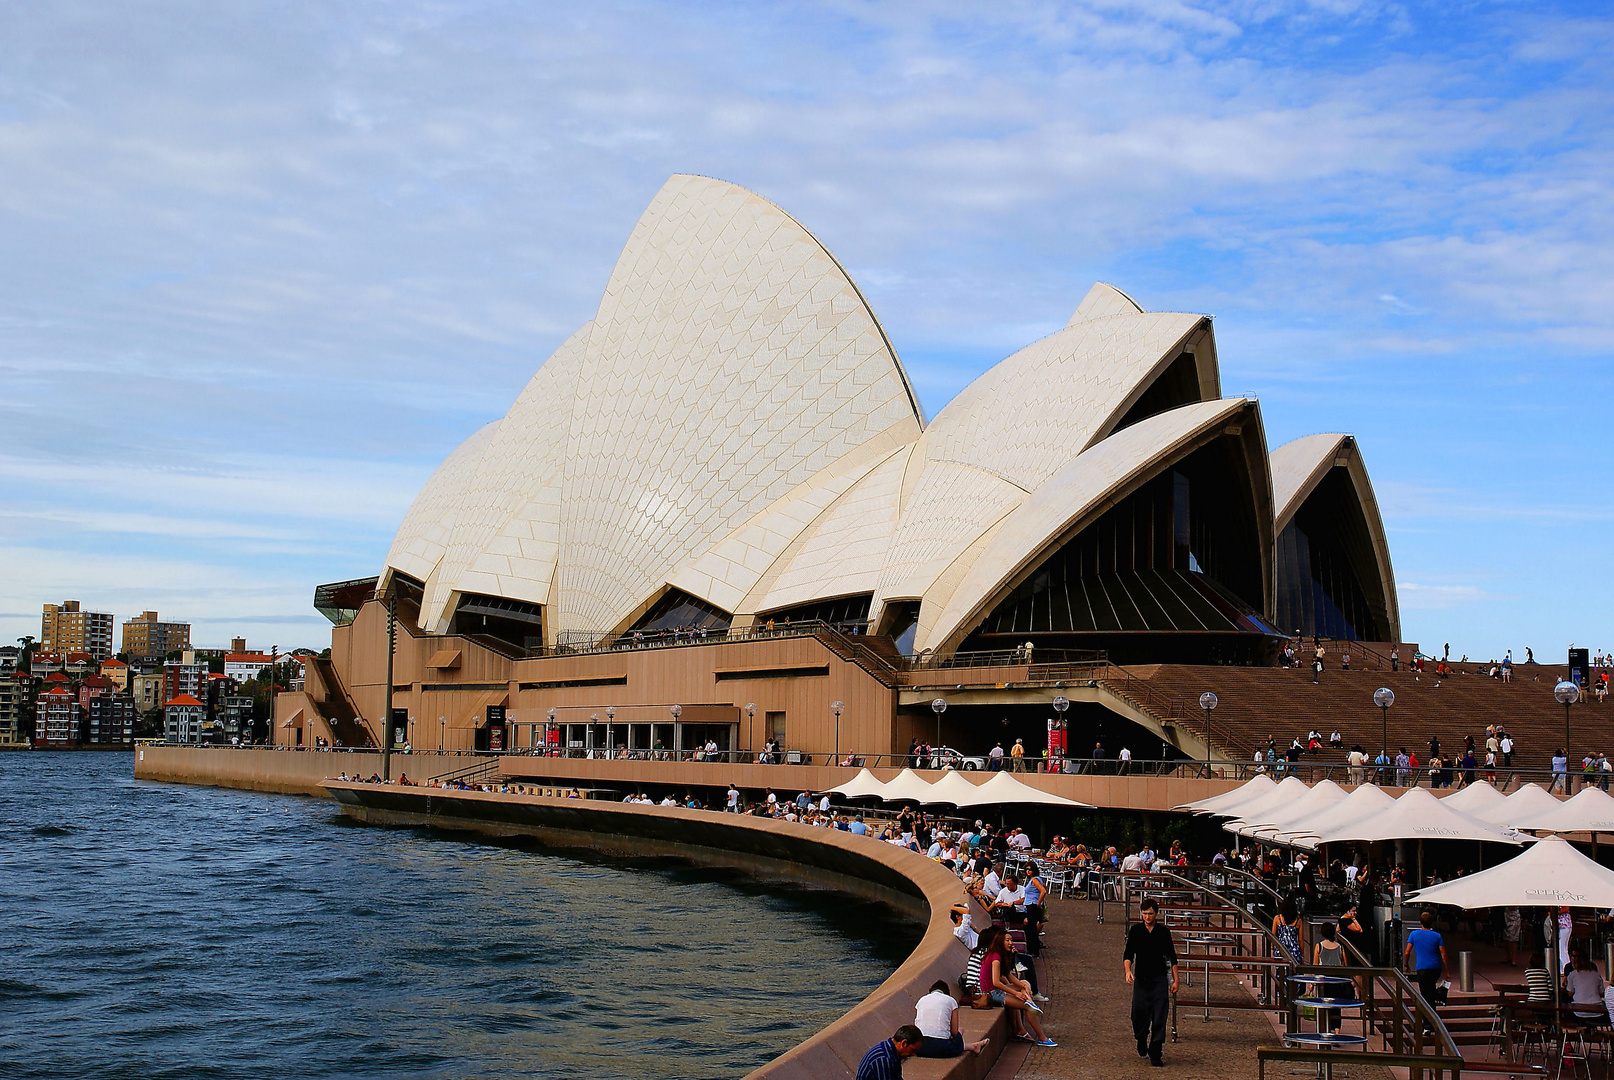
[1123,896,1179,1067]
[1552,748,1569,794]
[1010,738,1026,772]
[1403,909,1449,1021]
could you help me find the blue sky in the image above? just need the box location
[1,1,1609,658]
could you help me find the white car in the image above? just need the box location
[932,745,988,771]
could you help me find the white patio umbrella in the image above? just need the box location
[961,770,1092,808]
[1509,786,1614,834]
[1408,835,1614,908]
[1266,782,1398,850]
[925,767,987,806]
[825,768,887,799]
[1174,773,1276,815]
[1437,780,1507,816]
[1408,835,1614,1007]
[1205,776,1310,828]
[1228,779,1348,840]
[1311,787,1529,847]
[878,767,940,803]
[1474,782,1564,827]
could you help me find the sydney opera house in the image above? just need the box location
[282,175,1399,765]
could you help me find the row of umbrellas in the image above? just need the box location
[826,767,1092,808]
[1179,775,1614,909]
[1176,775,1614,848]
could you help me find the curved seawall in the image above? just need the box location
[324,782,1006,1080]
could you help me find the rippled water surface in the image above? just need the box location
[0,753,919,1079]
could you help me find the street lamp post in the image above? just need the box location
[546,707,556,756]
[832,700,844,766]
[606,705,616,760]
[1198,692,1218,776]
[1556,681,1581,762]
[1374,687,1395,772]
[438,715,445,753]
[589,712,600,758]
[744,703,756,762]
[930,698,947,758]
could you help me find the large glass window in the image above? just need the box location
[1275,467,1390,641]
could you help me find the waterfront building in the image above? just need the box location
[219,695,255,740]
[41,600,115,661]
[282,175,1401,761]
[78,674,113,713]
[163,660,208,704]
[30,651,63,675]
[163,694,207,744]
[0,673,27,745]
[100,657,130,692]
[64,652,95,677]
[87,693,138,746]
[121,611,191,658]
[35,686,81,747]
[0,645,19,673]
[131,672,166,713]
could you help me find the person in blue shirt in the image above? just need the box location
[855,1025,923,1080]
[1403,909,1449,1012]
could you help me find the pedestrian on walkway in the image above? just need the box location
[1123,896,1179,1067]
[855,1025,923,1080]
[1403,909,1448,1018]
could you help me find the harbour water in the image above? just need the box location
[0,753,919,1079]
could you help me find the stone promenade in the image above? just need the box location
[991,899,1392,1080]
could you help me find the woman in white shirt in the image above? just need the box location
[914,980,989,1057]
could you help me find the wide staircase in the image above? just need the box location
[1129,662,1592,770]
[303,655,377,748]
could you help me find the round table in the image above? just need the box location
[1282,1031,1368,1079]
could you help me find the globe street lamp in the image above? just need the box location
[745,702,757,761]
[1374,687,1395,766]
[606,705,616,760]
[832,700,845,765]
[589,712,600,758]
[931,697,947,758]
[1555,681,1581,761]
[438,714,445,753]
[547,707,556,756]
[670,703,682,758]
[1197,692,1218,775]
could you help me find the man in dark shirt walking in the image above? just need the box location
[1123,896,1179,1066]
[855,1025,923,1080]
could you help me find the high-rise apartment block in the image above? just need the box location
[122,611,190,658]
[35,686,81,746]
[41,601,115,660]
[164,694,207,744]
[87,694,138,745]
[0,673,27,745]
[164,660,207,704]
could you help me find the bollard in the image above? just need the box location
[1459,950,1474,993]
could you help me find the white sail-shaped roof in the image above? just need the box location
[379,174,1393,662]
[1174,774,1277,815]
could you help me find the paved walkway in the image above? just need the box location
[992,899,1393,1080]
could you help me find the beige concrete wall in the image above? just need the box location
[320,597,899,757]
[134,745,497,797]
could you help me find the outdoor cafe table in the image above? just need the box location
[1285,976,1366,1080]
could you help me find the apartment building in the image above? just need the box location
[35,687,80,747]
[41,601,115,661]
[163,694,207,744]
[121,611,191,658]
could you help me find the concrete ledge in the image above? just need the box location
[323,782,1008,1080]
[133,746,493,797]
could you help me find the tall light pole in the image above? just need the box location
[831,700,844,765]
[931,697,947,758]
[606,705,616,760]
[438,714,445,753]
[670,703,682,759]
[1374,687,1395,778]
[1556,681,1581,762]
[589,712,600,758]
[1198,692,1218,776]
[745,703,756,761]
[546,707,556,756]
